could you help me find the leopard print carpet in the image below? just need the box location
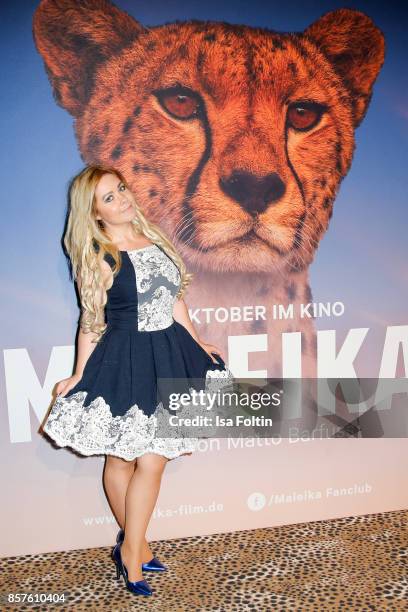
[1,509,407,611]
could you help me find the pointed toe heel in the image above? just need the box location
[142,556,168,572]
[115,529,167,573]
[127,578,153,596]
[112,542,154,597]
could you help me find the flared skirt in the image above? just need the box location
[43,320,234,461]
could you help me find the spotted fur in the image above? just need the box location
[33,1,385,275]
[32,2,386,376]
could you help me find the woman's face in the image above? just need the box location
[94,172,136,226]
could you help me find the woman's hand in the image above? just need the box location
[198,340,223,363]
[55,373,82,398]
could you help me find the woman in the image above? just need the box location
[42,165,233,597]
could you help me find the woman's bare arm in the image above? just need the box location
[74,260,112,377]
[73,327,100,377]
[56,260,112,396]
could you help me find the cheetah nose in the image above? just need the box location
[220,170,286,216]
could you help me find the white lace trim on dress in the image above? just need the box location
[43,368,235,461]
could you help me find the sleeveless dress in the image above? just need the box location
[43,243,234,461]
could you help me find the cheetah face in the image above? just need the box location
[34,2,384,273]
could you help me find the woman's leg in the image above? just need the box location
[103,455,136,528]
[120,452,168,582]
[103,455,155,562]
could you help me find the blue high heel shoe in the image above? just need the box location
[116,529,167,572]
[112,542,153,596]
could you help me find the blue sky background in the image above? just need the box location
[0,0,406,376]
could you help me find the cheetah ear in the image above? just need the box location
[33,0,145,116]
[303,8,385,127]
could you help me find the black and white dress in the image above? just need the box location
[43,243,233,460]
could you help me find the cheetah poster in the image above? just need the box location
[1,0,407,557]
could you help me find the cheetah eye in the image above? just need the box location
[155,86,201,120]
[286,101,327,131]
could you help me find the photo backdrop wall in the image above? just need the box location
[1,0,407,557]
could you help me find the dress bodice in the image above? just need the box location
[103,244,181,331]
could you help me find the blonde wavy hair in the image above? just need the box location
[64,164,194,343]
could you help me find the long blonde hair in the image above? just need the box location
[64,165,194,342]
